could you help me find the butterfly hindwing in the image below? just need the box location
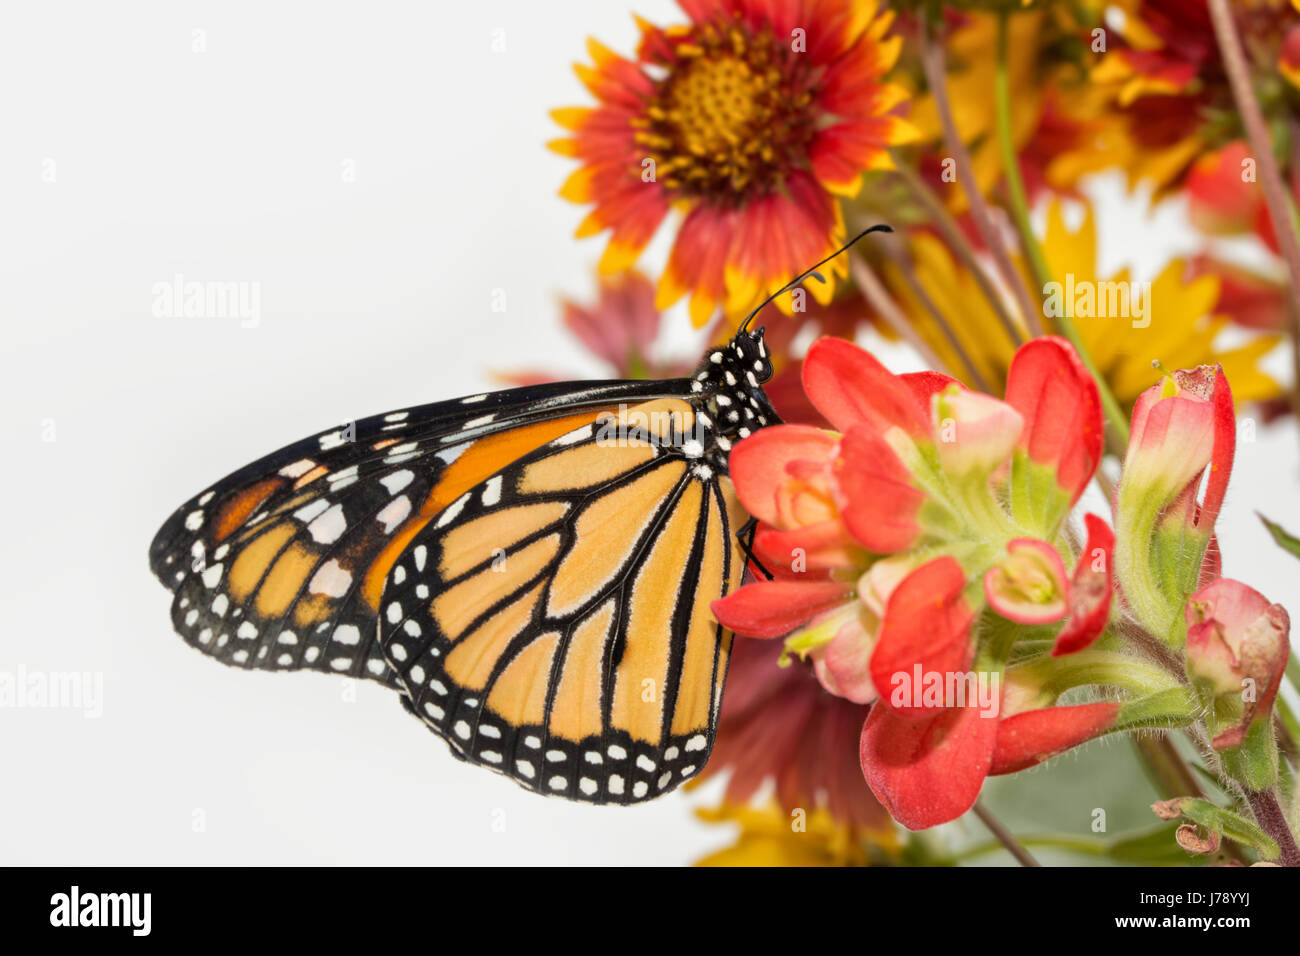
[379,398,749,804]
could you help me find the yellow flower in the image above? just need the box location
[881,200,1281,408]
[1037,201,1280,406]
[693,802,899,867]
[908,5,1121,208]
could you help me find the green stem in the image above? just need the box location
[955,833,1110,862]
[1276,695,1300,762]
[992,11,1130,456]
[972,801,1039,867]
[1008,649,1181,701]
[1134,736,1203,800]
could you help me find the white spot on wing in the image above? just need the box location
[308,504,347,545]
[319,430,347,451]
[380,470,414,495]
[376,495,412,533]
[333,624,361,646]
[309,559,352,597]
[554,424,593,446]
[201,563,224,588]
[294,499,330,523]
[279,458,316,478]
[435,493,470,529]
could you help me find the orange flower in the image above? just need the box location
[550,0,916,326]
[1090,0,1300,191]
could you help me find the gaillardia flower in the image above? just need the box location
[551,0,917,325]
[1090,0,1300,191]
[694,635,890,831]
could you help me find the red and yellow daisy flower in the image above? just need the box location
[550,0,917,326]
[1091,0,1300,190]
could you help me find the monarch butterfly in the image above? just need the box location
[149,227,888,804]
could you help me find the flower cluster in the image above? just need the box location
[538,0,1300,865]
[712,335,1291,844]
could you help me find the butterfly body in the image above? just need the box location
[150,329,778,804]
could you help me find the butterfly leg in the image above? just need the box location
[734,515,774,582]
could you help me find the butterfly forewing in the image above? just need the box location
[378,398,749,804]
[149,379,676,685]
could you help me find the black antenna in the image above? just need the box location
[739,224,893,333]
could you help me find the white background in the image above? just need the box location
[2,1,1297,865]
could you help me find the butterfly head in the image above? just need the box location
[691,327,773,396]
[732,326,773,384]
[687,327,778,462]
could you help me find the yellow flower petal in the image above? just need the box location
[558,166,596,204]
[549,107,590,132]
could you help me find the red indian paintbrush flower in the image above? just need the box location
[1114,363,1236,641]
[551,0,917,326]
[713,335,1133,828]
[1185,578,1290,752]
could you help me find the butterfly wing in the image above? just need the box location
[149,380,678,684]
[379,397,748,803]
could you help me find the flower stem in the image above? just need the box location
[848,253,949,372]
[955,833,1110,862]
[1206,0,1300,438]
[1243,787,1300,866]
[972,800,1040,867]
[877,237,996,392]
[891,158,1026,348]
[1134,734,1206,800]
[917,14,1038,341]
[992,11,1131,455]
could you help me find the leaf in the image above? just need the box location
[1259,513,1300,562]
[1151,797,1280,860]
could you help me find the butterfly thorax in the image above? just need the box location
[683,328,779,474]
